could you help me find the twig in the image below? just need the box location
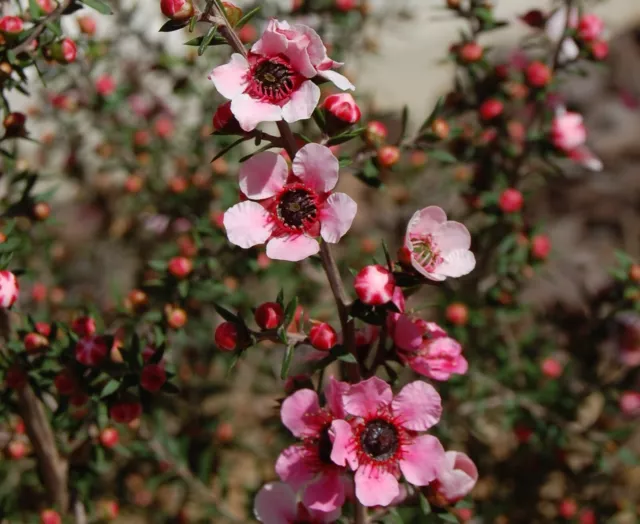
[11,0,74,56]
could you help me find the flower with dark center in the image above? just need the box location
[247,57,301,103]
[330,377,446,507]
[275,186,319,232]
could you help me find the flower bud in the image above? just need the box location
[160,0,195,21]
[126,289,148,313]
[97,500,119,520]
[309,322,337,351]
[498,188,523,213]
[519,9,545,28]
[459,42,483,63]
[78,15,97,35]
[0,16,24,35]
[36,0,56,13]
[238,23,257,44]
[541,357,563,378]
[222,1,242,26]
[40,509,61,524]
[558,499,577,519]
[71,316,97,337]
[479,98,504,121]
[95,74,116,97]
[140,364,167,392]
[3,112,27,137]
[33,201,51,221]
[212,101,240,132]
[216,421,234,443]
[24,332,48,353]
[590,40,609,61]
[364,120,388,146]
[110,401,142,424]
[255,302,284,330]
[0,270,19,308]
[525,61,551,88]
[215,322,238,351]
[168,256,193,279]
[620,391,640,417]
[577,14,604,42]
[629,264,640,283]
[54,370,76,395]
[51,38,77,64]
[75,336,108,366]
[431,118,450,140]
[445,303,468,326]
[531,234,551,260]
[165,305,187,329]
[354,264,395,305]
[377,145,400,168]
[336,0,357,11]
[324,93,361,124]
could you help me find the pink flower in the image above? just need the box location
[620,392,640,417]
[354,265,395,306]
[0,270,19,308]
[75,336,108,366]
[394,316,468,381]
[209,20,354,131]
[577,14,604,42]
[401,206,475,281]
[275,378,350,513]
[95,74,116,97]
[551,107,602,172]
[223,144,357,261]
[329,377,446,507]
[254,482,340,524]
[429,451,478,504]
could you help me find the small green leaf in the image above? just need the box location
[397,105,409,145]
[159,19,190,32]
[188,14,198,32]
[184,35,227,47]
[234,5,261,28]
[280,344,295,379]
[429,149,458,164]
[100,379,120,399]
[438,514,459,523]
[214,304,240,323]
[337,353,357,364]
[283,297,299,329]
[198,26,219,56]
[419,493,432,515]
[419,96,445,133]
[78,0,113,15]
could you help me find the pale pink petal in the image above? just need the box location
[275,444,317,490]
[231,94,282,132]
[569,145,603,172]
[266,235,320,262]
[436,249,476,278]
[324,376,349,419]
[318,69,355,91]
[251,27,287,57]
[239,151,288,200]
[354,466,399,507]
[433,221,472,254]
[291,24,327,66]
[560,38,580,62]
[281,388,321,438]
[302,470,345,513]
[343,376,392,418]
[406,206,448,241]
[284,38,319,78]
[282,80,321,123]
[329,419,358,469]
[436,451,478,502]
[392,381,442,431]
[293,143,339,193]
[546,6,578,43]
[393,315,424,351]
[223,201,272,249]
[399,435,446,486]
[209,54,249,100]
[320,193,357,244]
[254,482,297,524]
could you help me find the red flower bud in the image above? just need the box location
[364,120,388,146]
[354,265,395,305]
[590,40,609,61]
[212,101,237,131]
[110,401,142,424]
[36,0,56,14]
[620,391,640,417]
[75,336,109,366]
[498,188,523,213]
[165,305,187,329]
[558,499,577,519]
[168,256,193,279]
[0,16,24,34]
[24,332,48,353]
[629,264,640,283]
[95,74,116,97]
[3,112,27,137]
[531,234,551,260]
[215,322,238,352]
[78,15,97,35]
[140,364,167,392]
[479,98,504,121]
[459,41,483,63]
[40,509,61,524]
[445,303,468,326]
[519,9,546,28]
[54,370,76,395]
[97,500,119,520]
[5,366,27,390]
[72,316,97,337]
[335,0,357,11]
[160,0,195,21]
[541,357,563,379]
[377,145,400,168]
[238,23,257,44]
[309,322,337,351]
[577,14,604,42]
[324,93,361,124]
[255,302,284,330]
[52,38,77,64]
[525,60,551,88]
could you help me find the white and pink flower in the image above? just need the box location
[254,482,340,524]
[544,6,579,62]
[550,107,602,172]
[400,206,475,281]
[354,265,395,306]
[275,377,351,513]
[428,451,478,505]
[329,376,446,507]
[393,316,468,381]
[0,270,19,308]
[223,144,357,261]
[209,20,354,131]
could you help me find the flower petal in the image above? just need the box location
[399,435,446,486]
[282,80,321,124]
[223,201,272,249]
[392,380,442,431]
[393,314,424,351]
[231,93,282,132]
[406,206,448,242]
[209,54,249,100]
[254,482,297,524]
[302,470,346,513]
[437,249,476,278]
[318,69,355,91]
[320,193,357,244]
[436,451,478,503]
[354,466,400,507]
[324,376,349,419]
[281,388,321,438]
[293,143,339,193]
[275,444,317,491]
[239,151,288,200]
[433,221,472,253]
[329,419,358,469]
[266,235,320,262]
[251,26,287,57]
[343,376,392,418]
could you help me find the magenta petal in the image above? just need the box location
[293,143,339,193]
[324,376,349,419]
[392,381,442,431]
[343,376,392,418]
[302,470,345,513]
[275,444,317,491]
[399,435,446,486]
[230,94,282,132]
[223,201,272,249]
[281,388,321,438]
[282,80,321,124]
[254,482,297,524]
[239,151,288,200]
[354,466,400,507]
[393,314,424,351]
[329,419,358,469]
[320,193,357,244]
[266,235,320,262]
[209,53,249,99]
[318,69,355,91]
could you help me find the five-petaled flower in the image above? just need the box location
[209,19,354,131]
[254,482,340,524]
[223,144,357,261]
[329,376,446,507]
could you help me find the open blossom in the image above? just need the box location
[544,6,579,62]
[0,270,19,308]
[428,451,478,505]
[275,378,350,513]
[209,19,354,131]
[330,377,446,507]
[401,206,475,281]
[223,144,357,261]
[550,107,602,172]
[393,315,468,381]
[254,482,340,524]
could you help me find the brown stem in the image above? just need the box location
[11,0,73,55]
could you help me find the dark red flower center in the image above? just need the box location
[275,185,319,232]
[247,56,301,103]
[360,419,399,461]
[317,426,334,465]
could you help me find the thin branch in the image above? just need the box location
[11,0,74,56]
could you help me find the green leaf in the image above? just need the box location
[283,297,299,329]
[162,382,180,395]
[419,493,432,515]
[397,105,409,145]
[234,5,261,28]
[429,149,458,164]
[280,344,295,379]
[337,353,357,364]
[188,14,198,32]
[438,514,459,523]
[184,34,226,47]
[198,26,219,56]
[78,0,113,15]
[213,303,240,323]
[29,0,43,18]
[99,379,120,399]
[159,19,190,32]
